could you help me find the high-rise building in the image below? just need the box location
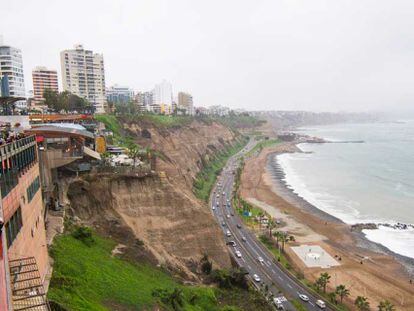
[32,66,58,106]
[0,37,26,109]
[178,92,194,115]
[60,44,106,113]
[106,85,134,104]
[135,91,153,112]
[153,80,172,114]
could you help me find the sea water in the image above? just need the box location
[276,121,414,259]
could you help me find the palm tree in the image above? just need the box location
[335,284,350,304]
[268,218,277,238]
[378,300,395,311]
[317,272,331,293]
[327,292,337,304]
[355,296,370,311]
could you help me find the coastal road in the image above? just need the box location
[210,140,330,311]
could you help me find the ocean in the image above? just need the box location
[275,121,414,259]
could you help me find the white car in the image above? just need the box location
[226,214,230,219]
[299,294,309,302]
[316,300,326,309]
[241,236,247,242]
[253,274,261,282]
[258,256,264,264]
[226,230,231,237]
[235,250,242,258]
[212,206,215,210]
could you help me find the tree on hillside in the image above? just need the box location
[200,254,212,275]
[127,144,140,167]
[318,272,331,293]
[43,89,92,112]
[335,284,350,304]
[377,300,395,311]
[355,296,370,311]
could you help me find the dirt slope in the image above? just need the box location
[66,119,241,279]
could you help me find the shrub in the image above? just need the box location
[71,226,94,246]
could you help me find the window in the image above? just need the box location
[27,176,40,202]
[5,207,23,248]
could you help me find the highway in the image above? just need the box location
[210,140,330,311]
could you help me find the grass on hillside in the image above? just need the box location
[245,138,280,158]
[94,114,136,147]
[213,114,266,130]
[193,137,248,201]
[48,230,272,311]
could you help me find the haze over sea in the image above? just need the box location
[276,121,414,259]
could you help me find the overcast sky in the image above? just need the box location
[2,0,414,112]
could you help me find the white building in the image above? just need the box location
[106,85,134,104]
[135,91,153,112]
[60,44,106,113]
[0,36,26,109]
[153,80,173,114]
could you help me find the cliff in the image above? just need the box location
[66,117,244,279]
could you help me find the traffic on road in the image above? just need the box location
[210,140,330,311]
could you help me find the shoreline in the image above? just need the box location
[239,140,414,309]
[266,148,414,274]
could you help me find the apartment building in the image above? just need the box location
[153,80,172,114]
[32,66,58,106]
[0,134,50,310]
[60,44,106,113]
[178,92,194,115]
[0,37,26,109]
[106,84,134,104]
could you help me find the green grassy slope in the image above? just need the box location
[48,231,271,311]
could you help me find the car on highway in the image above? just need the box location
[222,192,225,195]
[316,300,326,309]
[212,206,215,210]
[241,236,247,242]
[221,222,226,226]
[226,214,230,219]
[299,294,309,302]
[226,230,231,237]
[273,297,285,310]
[227,241,236,247]
[236,224,242,229]
[258,256,264,264]
[235,250,242,258]
[253,274,261,282]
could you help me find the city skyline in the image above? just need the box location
[2,1,414,113]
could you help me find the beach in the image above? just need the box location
[239,141,414,310]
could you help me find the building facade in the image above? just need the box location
[60,44,106,113]
[153,80,172,114]
[0,135,50,310]
[135,91,153,112]
[32,66,58,106]
[106,85,134,104]
[0,38,26,109]
[178,92,194,115]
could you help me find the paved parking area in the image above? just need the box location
[291,244,340,268]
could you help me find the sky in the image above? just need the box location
[1,0,414,113]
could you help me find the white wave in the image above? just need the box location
[363,226,414,259]
[276,153,363,224]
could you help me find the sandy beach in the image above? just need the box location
[239,142,414,310]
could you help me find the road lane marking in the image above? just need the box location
[287,284,292,289]
[309,302,315,307]
[278,276,283,280]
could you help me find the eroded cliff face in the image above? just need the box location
[67,119,241,279]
